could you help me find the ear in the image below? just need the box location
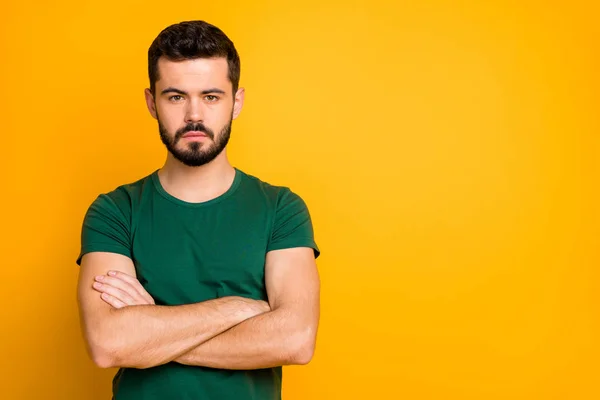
[144,88,158,120]
[232,87,245,120]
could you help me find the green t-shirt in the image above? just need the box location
[76,168,320,400]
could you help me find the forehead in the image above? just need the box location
[155,57,230,91]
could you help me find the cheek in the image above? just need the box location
[212,105,234,124]
[157,106,184,131]
[200,110,225,130]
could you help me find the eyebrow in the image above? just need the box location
[160,87,227,96]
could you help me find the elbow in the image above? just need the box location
[82,319,122,369]
[88,338,157,370]
[292,345,314,365]
[86,330,127,369]
[88,340,119,369]
[289,329,316,365]
[92,353,116,369]
[88,340,155,370]
[89,342,150,369]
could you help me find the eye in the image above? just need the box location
[205,95,219,102]
[169,95,184,102]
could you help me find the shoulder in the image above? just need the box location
[237,169,305,208]
[87,172,155,217]
[241,170,320,257]
[77,173,153,265]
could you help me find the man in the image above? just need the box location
[75,20,320,400]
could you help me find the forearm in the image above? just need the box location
[89,297,253,369]
[175,307,315,370]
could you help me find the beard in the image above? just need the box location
[158,115,232,167]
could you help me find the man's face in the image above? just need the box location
[145,57,244,167]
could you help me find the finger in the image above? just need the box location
[108,275,155,305]
[94,276,154,305]
[106,271,154,304]
[100,292,127,309]
[95,275,144,303]
[92,282,136,306]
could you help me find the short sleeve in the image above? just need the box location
[76,193,132,265]
[266,188,320,259]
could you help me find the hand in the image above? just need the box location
[92,270,155,309]
[237,297,271,318]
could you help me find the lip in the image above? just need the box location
[182,131,208,138]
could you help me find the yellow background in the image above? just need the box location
[1,1,599,399]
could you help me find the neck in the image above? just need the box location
[157,150,236,203]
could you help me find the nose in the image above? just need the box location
[184,97,204,123]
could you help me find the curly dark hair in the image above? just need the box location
[147,20,241,95]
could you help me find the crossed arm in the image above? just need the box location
[76,248,320,370]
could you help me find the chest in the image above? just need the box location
[130,209,271,305]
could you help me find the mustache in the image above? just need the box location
[175,123,215,140]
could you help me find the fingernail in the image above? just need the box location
[93,282,102,288]
[108,271,116,276]
[95,275,104,281]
